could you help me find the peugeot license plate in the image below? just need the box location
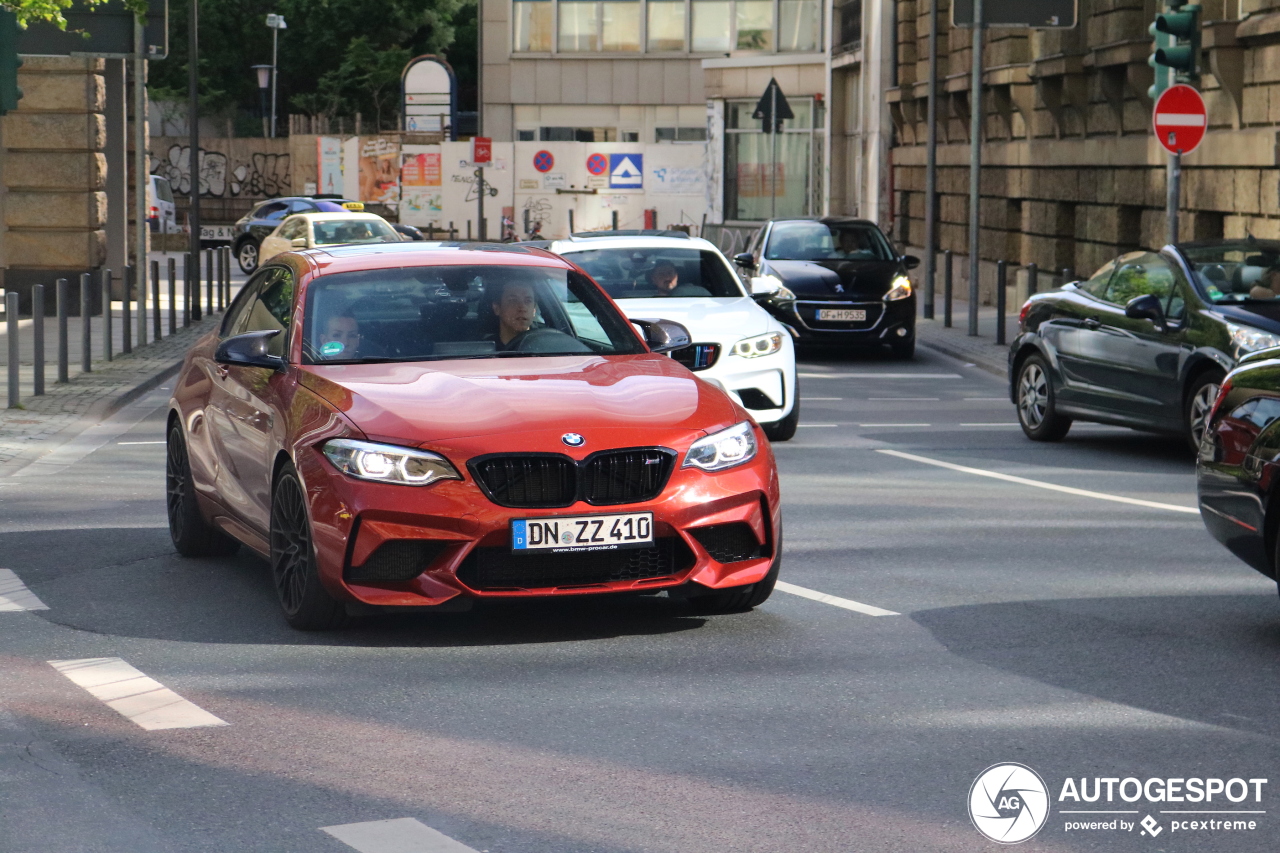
[818,308,866,322]
[512,511,654,553]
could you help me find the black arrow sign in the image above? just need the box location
[752,77,794,134]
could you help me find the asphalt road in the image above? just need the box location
[2,344,1278,853]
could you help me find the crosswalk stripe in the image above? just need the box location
[0,569,49,611]
[321,818,479,853]
[48,658,229,731]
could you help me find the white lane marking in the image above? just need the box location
[859,423,930,427]
[48,658,229,731]
[965,397,1008,401]
[805,397,843,401]
[798,424,840,428]
[959,422,1020,427]
[775,581,899,616]
[877,449,1200,514]
[116,440,166,445]
[799,372,961,379]
[0,569,49,611]
[867,397,940,401]
[322,818,479,853]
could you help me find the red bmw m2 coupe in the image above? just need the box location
[167,243,782,629]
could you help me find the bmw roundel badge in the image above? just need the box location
[561,433,586,447]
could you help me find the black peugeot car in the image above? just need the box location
[1011,239,1280,449]
[731,217,919,358]
[1196,346,1280,590]
[232,196,360,273]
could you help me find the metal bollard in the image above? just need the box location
[1061,267,1074,287]
[151,260,162,340]
[1027,262,1038,296]
[968,259,980,337]
[58,278,70,383]
[79,272,90,371]
[101,268,112,363]
[136,259,147,348]
[224,246,232,307]
[996,261,1008,346]
[216,247,226,310]
[943,250,954,329]
[168,257,177,334]
[32,285,45,396]
[122,265,133,354]
[190,252,201,323]
[206,250,215,317]
[6,292,18,408]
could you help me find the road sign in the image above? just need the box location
[952,0,1076,28]
[1153,84,1206,155]
[586,153,608,175]
[533,150,555,172]
[752,78,793,133]
[472,136,492,166]
[609,154,643,189]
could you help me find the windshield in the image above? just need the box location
[765,222,895,262]
[312,219,400,246]
[302,264,647,364]
[561,247,744,299]
[1182,241,1280,302]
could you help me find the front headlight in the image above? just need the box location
[1227,322,1280,360]
[322,438,462,486]
[884,275,913,301]
[730,332,784,358]
[683,421,758,472]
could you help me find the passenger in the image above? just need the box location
[1249,264,1280,299]
[317,312,362,359]
[488,280,539,349]
[648,261,680,295]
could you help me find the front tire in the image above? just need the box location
[1185,370,1225,453]
[166,423,239,557]
[763,393,800,442]
[888,335,915,360]
[236,240,259,274]
[1016,354,1072,441]
[270,463,346,630]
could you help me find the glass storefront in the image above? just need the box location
[724,98,817,220]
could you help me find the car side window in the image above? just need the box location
[1078,260,1117,298]
[258,202,290,222]
[279,218,304,240]
[221,270,270,337]
[289,200,316,214]
[239,267,294,357]
[1102,253,1176,306]
[1166,282,1189,323]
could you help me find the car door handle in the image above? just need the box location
[1083,318,1101,330]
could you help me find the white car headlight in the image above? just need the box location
[683,421,758,472]
[322,438,462,486]
[1228,322,1280,360]
[730,332,784,358]
[884,275,913,301]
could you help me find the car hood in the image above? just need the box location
[611,296,776,342]
[298,354,742,443]
[762,259,901,298]
[1213,303,1280,332]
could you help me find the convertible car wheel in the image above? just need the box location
[271,464,346,630]
[1185,371,1224,453]
[1016,355,1072,441]
[167,424,239,557]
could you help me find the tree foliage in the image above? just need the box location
[2,0,146,29]
[147,0,470,129]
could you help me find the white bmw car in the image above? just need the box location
[548,232,799,441]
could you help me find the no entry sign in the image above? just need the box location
[1153,85,1206,156]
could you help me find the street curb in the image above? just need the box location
[916,337,1007,381]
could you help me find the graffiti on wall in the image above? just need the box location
[151,145,291,198]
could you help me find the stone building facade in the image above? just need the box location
[888,0,1280,287]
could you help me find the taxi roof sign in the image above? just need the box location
[341,201,365,211]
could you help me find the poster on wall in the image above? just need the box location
[358,137,401,207]
[400,149,444,220]
[317,136,343,196]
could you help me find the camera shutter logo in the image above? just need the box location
[968,763,1050,844]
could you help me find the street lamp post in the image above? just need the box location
[265,14,287,139]
[252,64,271,138]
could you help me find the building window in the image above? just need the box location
[559,1,598,51]
[541,127,616,141]
[657,127,709,142]
[517,129,536,141]
[724,97,817,220]
[735,0,773,50]
[647,0,687,51]
[779,0,820,51]
[692,0,732,52]
[602,1,642,51]
[514,0,554,51]
[622,130,640,141]
[835,0,861,51]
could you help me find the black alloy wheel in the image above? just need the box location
[763,393,800,442]
[270,463,346,630]
[236,240,259,274]
[166,423,239,557]
[680,535,782,615]
[1016,354,1072,441]
[1185,370,1225,453]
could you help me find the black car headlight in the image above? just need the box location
[884,275,913,301]
[322,438,462,486]
[683,421,758,472]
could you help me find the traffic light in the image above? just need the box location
[1148,3,1201,98]
[0,8,21,115]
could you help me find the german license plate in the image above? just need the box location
[512,511,653,553]
[818,308,866,322]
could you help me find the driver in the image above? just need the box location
[317,311,362,359]
[488,280,539,349]
[1250,262,1280,299]
[647,261,680,295]
[833,229,867,258]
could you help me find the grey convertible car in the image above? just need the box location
[1009,239,1280,450]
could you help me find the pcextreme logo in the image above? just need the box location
[969,764,1269,844]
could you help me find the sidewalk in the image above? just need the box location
[914,292,1017,380]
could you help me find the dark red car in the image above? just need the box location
[166,243,782,629]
